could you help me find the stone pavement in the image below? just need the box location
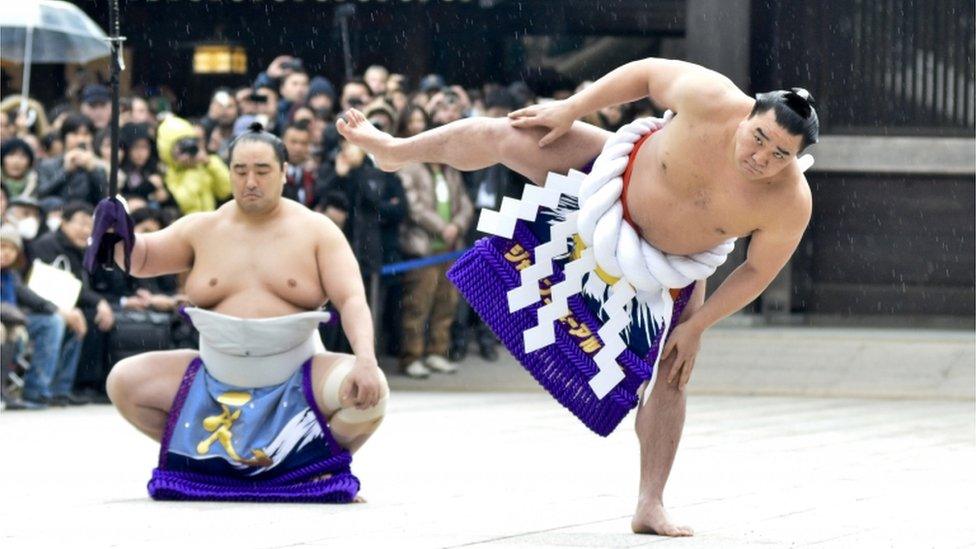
[389,324,976,400]
[1,392,973,548]
[1,325,973,548]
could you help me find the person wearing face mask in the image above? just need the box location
[5,197,46,245]
[39,197,64,235]
[1,138,39,199]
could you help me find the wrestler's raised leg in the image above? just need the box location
[309,352,389,453]
[631,283,706,537]
[337,109,610,185]
[107,350,200,442]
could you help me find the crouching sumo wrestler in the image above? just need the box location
[99,123,388,502]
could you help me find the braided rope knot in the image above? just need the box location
[576,113,735,294]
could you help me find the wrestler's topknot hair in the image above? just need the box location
[751,87,820,153]
[228,121,289,166]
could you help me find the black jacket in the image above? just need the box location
[317,159,407,275]
[36,156,107,206]
[27,230,105,309]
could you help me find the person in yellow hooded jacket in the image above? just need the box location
[156,115,231,214]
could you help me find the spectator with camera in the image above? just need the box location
[317,136,407,278]
[156,115,231,214]
[36,113,107,207]
[277,70,310,131]
[339,79,373,113]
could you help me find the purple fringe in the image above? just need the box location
[447,222,692,437]
[147,357,360,503]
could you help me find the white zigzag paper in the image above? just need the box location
[589,281,636,398]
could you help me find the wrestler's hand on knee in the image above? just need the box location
[344,357,383,410]
[508,100,577,147]
[663,322,704,391]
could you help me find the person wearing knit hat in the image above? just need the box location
[1,138,38,198]
[308,76,337,115]
[362,99,398,135]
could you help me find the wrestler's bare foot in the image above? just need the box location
[335,109,404,172]
[631,499,694,537]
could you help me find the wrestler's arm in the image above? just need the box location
[510,58,741,144]
[113,214,196,278]
[692,184,811,332]
[569,58,740,115]
[665,185,811,389]
[314,215,383,408]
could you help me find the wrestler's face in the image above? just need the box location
[735,109,803,180]
[229,141,285,214]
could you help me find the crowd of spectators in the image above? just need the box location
[0,54,656,410]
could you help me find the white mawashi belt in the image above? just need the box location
[184,307,330,388]
[477,113,814,398]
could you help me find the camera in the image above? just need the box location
[176,137,199,157]
[282,59,304,72]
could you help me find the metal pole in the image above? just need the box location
[107,0,122,198]
[340,17,353,81]
[335,4,356,81]
[19,26,34,113]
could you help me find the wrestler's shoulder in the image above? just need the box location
[172,208,222,230]
[768,169,812,220]
[281,200,344,234]
[678,77,751,118]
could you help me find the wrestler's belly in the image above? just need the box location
[627,150,751,255]
[635,203,741,256]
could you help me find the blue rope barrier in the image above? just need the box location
[379,249,468,276]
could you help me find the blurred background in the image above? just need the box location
[0,0,973,409]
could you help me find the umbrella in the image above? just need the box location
[0,0,111,112]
